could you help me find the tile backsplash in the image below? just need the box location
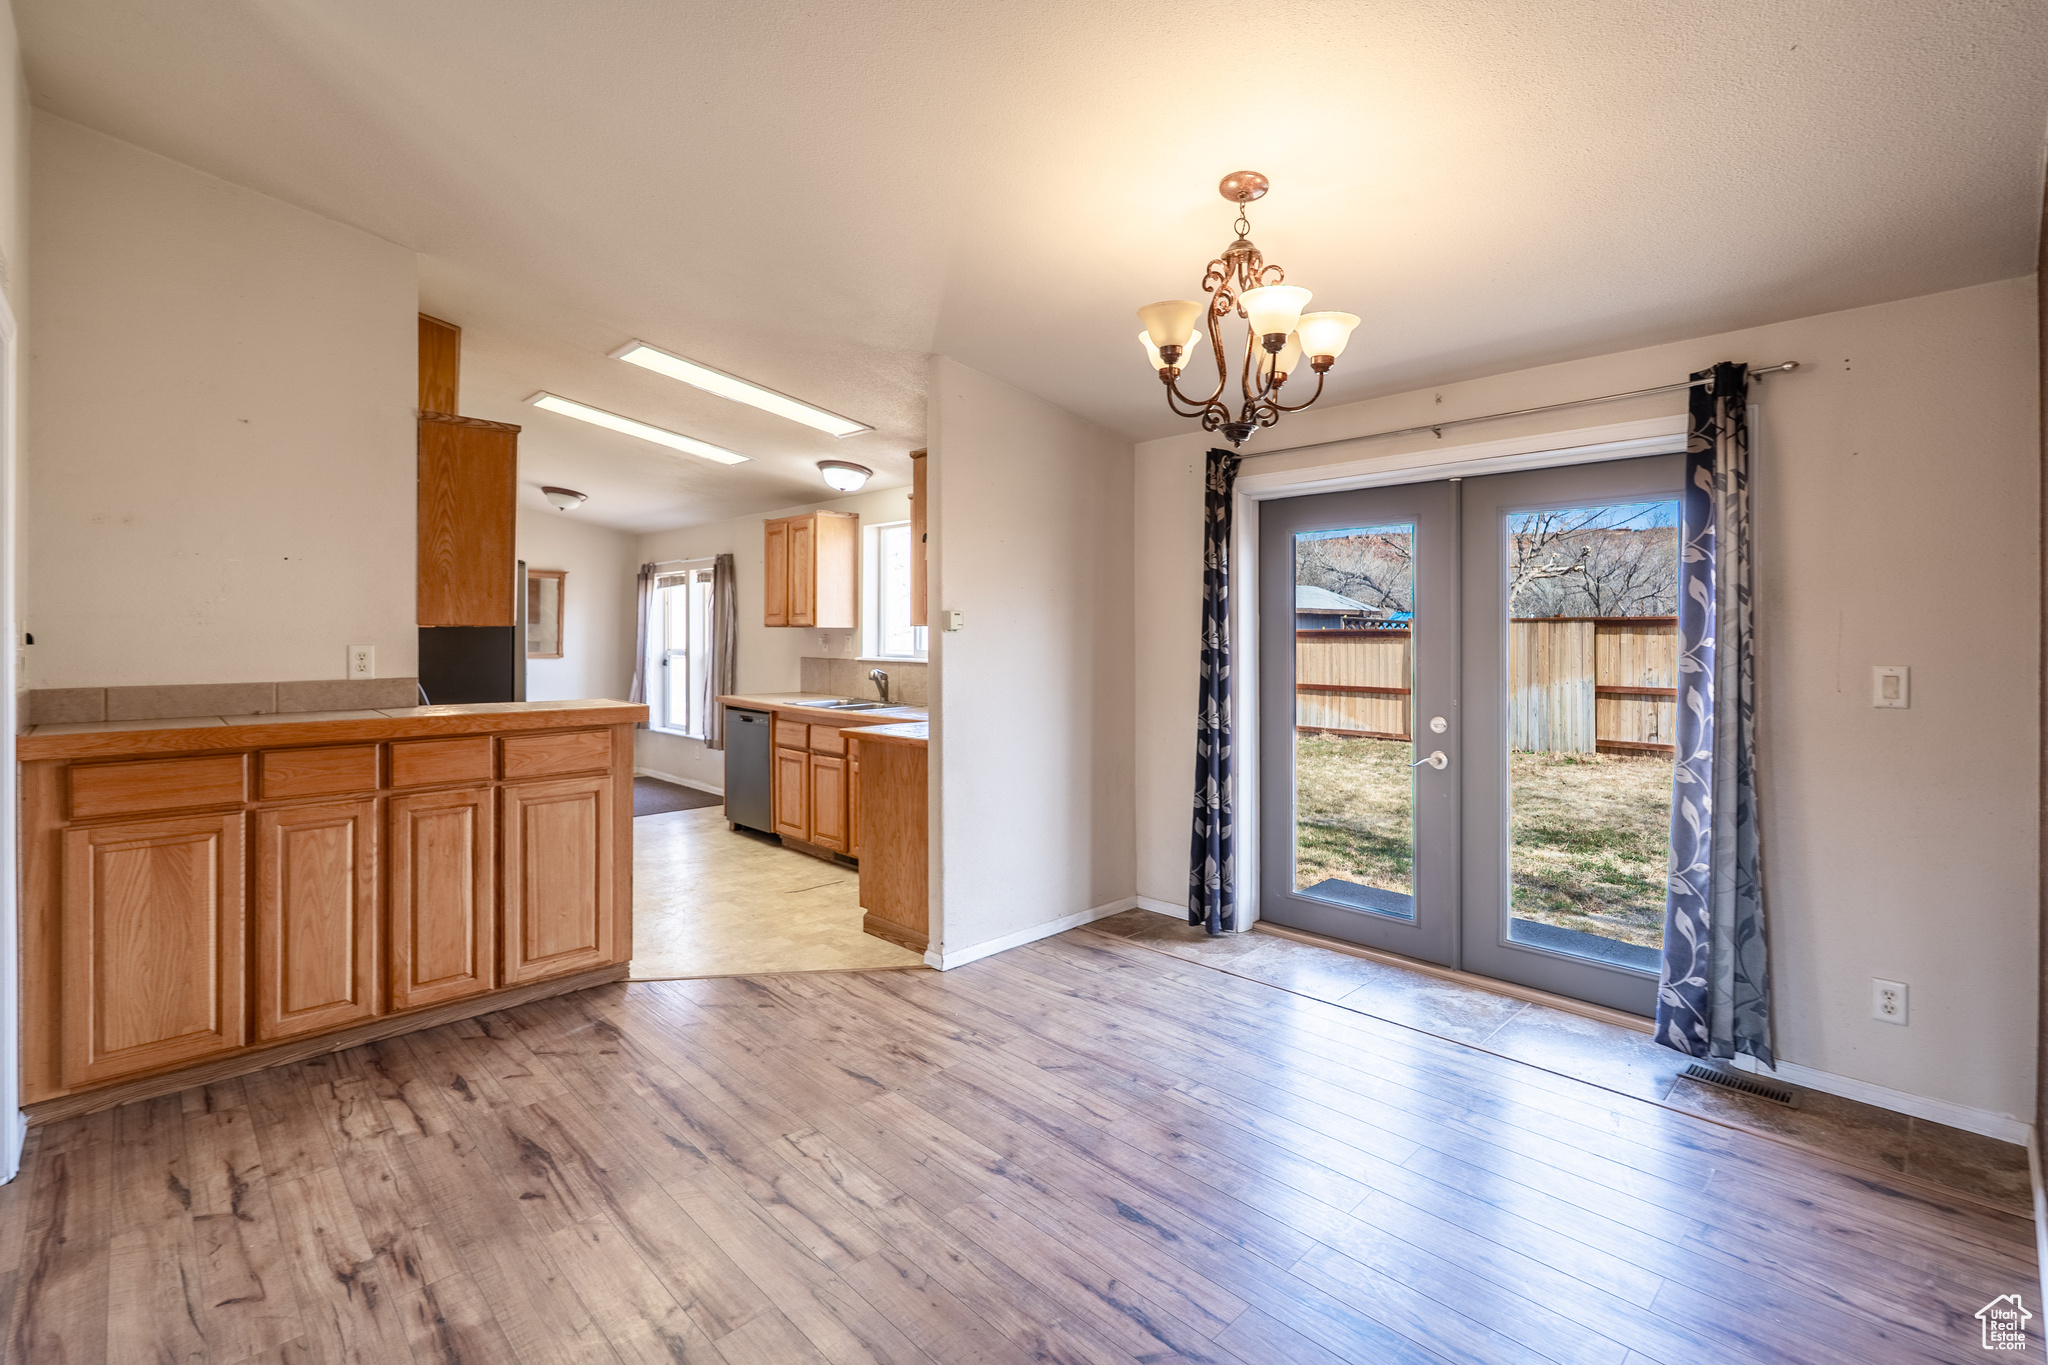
[28,676,422,725]
[799,657,928,707]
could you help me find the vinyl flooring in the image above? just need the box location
[631,805,926,979]
[2,925,2037,1364]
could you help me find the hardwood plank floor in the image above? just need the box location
[1,925,2036,1364]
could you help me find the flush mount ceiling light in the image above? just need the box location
[1138,171,1360,446]
[526,392,748,464]
[817,460,872,492]
[611,341,871,438]
[541,486,588,511]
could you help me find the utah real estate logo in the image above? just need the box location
[1978,1294,2031,1351]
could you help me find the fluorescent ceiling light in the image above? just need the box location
[526,393,748,465]
[611,341,871,438]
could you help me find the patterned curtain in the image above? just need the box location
[1657,362,1772,1064]
[703,553,738,751]
[1189,448,1244,936]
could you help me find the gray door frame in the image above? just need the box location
[1458,455,1684,1016]
[1257,480,1462,965]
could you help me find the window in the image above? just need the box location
[863,520,927,660]
[653,564,715,737]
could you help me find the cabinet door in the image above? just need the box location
[847,755,862,860]
[809,753,847,852]
[787,515,817,627]
[764,517,789,626]
[255,799,378,1041]
[774,746,811,841]
[502,775,617,984]
[389,786,496,1010]
[61,812,247,1086]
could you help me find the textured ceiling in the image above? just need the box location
[20,0,2048,531]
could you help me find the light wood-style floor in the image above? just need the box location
[631,805,925,979]
[2,926,2035,1364]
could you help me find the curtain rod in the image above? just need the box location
[1239,361,1799,460]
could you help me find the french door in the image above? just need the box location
[1258,455,1683,1015]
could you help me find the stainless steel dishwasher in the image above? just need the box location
[723,708,773,833]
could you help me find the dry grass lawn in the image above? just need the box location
[1293,735,1673,947]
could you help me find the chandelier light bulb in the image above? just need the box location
[1268,331,1304,380]
[1239,285,1312,344]
[1139,329,1203,372]
[1297,311,1362,366]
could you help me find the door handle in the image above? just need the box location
[1412,750,1448,770]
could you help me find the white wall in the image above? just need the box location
[517,505,636,702]
[1135,277,2041,1124]
[927,357,1136,963]
[0,0,28,1182]
[633,482,912,789]
[27,113,418,688]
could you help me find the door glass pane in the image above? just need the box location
[1503,501,1680,970]
[1293,525,1416,919]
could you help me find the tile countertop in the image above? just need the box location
[718,692,928,727]
[19,698,648,760]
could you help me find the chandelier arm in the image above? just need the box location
[1270,368,1327,413]
[1165,361,1226,411]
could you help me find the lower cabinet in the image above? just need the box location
[60,812,248,1087]
[254,799,379,1041]
[388,785,497,1010]
[501,775,616,984]
[774,745,811,840]
[809,753,848,851]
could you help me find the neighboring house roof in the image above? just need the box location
[1296,585,1375,613]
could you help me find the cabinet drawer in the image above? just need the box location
[809,724,846,755]
[500,729,612,780]
[70,754,246,821]
[774,718,809,750]
[260,745,377,802]
[391,736,493,788]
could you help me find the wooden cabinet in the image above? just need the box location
[762,511,858,628]
[774,745,811,840]
[254,799,379,1042]
[388,785,496,1011]
[60,813,247,1086]
[502,775,615,985]
[850,731,929,953]
[21,705,644,1115]
[809,753,848,852]
[909,448,927,627]
[418,412,518,627]
[847,754,862,860]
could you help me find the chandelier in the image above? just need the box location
[1137,171,1359,446]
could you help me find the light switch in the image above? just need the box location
[1871,665,1908,709]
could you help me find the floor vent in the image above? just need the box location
[1682,1063,1798,1106]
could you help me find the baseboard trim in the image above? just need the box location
[24,963,629,1126]
[0,1108,23,1184]
[1136,895,1184,918]
[926,896,1140,971]
[634,766,723,797]
[1728,1053,2030,1144]
[2029,1129,2048,1314]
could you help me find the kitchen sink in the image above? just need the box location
[813,699,889,710]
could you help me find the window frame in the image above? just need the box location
[649,559,716,738]
[861,519,927,662]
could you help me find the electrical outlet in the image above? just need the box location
[1871,665,1909,708]
[1872,978,1908,1025]
[348,644,375,679]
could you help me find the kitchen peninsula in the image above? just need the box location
[19,698,644,1120]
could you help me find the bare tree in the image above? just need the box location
[1296,531,1414,613]
[1508,507,1677,618]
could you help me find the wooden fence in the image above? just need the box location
[1296,616,1678,754]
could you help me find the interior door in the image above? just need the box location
[1259,481,1461,965]
[1259,455,1683,1015]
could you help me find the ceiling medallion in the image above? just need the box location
[1137,172,1359,446]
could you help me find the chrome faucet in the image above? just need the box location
[869,668,890,704]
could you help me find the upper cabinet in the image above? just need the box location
[909,449,927,628]
[764,511,858,628]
